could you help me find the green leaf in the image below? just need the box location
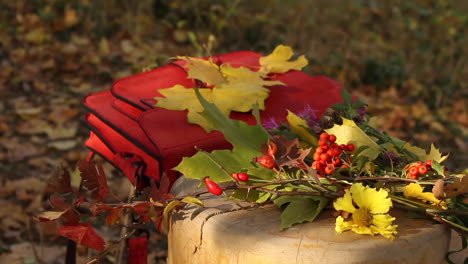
[163,200,182,218]
[196,88,269,151]
[175,147,257,182]
[230,188,260,202]
[181,197,204,207]
[246,167,278,181]
[273,195,329,229]
[351,99,367,108]
[431,160,445,176]
[341,88,352,105]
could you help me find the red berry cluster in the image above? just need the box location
[311,132,355,176]
[406,160,433,179]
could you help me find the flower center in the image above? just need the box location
[352,207,372,227]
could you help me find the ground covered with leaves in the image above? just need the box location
[0,0,466,263]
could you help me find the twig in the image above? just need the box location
[85,230,136,264]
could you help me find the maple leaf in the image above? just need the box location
[46,164,73,194]
[259,45,308,74]
[58,224,105,251]
[76,160,110,202]
[403,143,448,163]
[176,57,225,86]
[155,85,214,130]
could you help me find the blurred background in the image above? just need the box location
[0,0,466,263]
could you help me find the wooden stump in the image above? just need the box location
[167,194,451,264]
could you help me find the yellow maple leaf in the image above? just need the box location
[155,85,214,130]
[211,83,270,113]
[259,45,308,74]
[325,118,381,160]
[286,111,318,147]
[177,57,225,87]
[220,65,284,86]
[403,143,448,163]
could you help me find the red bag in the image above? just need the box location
[83,51,342,188]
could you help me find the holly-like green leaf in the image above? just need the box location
[196,88,269,151]
[273,195,329,229]
[175,147,257,182]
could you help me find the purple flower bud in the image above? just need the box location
[298,104,317,121]
[262,117,280,130]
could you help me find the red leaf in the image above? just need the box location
[46,165,73,194]
[149,174,174,201]
[106,206,122,225]
[77,160,110,202]
[48,195,80,224]
[58,224,105,251]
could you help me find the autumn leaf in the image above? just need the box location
[106,206,123,225]
[444,176,468,198]
[403,143,448,163]
[57,224,105,251]
[259,45,308,74]
[286,110,318,147]
[37,210,67,222]
[325,118,381,160]
[177,57,225,86]
[46,165,73,194]
[77,160,110,202]
[155,85,214,130]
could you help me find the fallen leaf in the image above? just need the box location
[444,176,468,198]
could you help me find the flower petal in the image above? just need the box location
[349,183,368,208]
[333,189,356,213]
[350,224,374,236]
[366,188,392,214]
[335,216,353,233]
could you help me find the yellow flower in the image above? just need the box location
[333,183,398,239]
[404,183,447,209]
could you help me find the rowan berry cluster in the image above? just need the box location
[311,132,355,176]
[405,160,433,179]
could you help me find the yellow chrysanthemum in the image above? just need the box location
[404,183,447,209]
[333,183,398,240]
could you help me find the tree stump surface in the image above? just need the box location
[167,182,451,264]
